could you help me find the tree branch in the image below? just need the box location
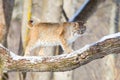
[0,32,120,72]
[69,0,105,22]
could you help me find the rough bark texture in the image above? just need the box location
[0,33,119,72]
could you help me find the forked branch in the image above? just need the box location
[0,32,120,72]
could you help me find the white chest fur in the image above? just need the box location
[67,35,81,44]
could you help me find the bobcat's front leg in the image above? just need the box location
[59,36,73,53]
[25,44,32,56]
[25,40,36,56]
[25,49,30,56]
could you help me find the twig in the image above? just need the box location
[62,9,69,21]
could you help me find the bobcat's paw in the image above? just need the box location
[65,49,74,54]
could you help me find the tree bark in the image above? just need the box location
[0,32,119,72]
[105,0,120,80]
[21,0,32,51]
[0,0,14,80]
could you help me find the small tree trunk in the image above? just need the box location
[21,0,32,80]
[105,0,120,80]
[0,0,14,80]
[21,0,32,51]
[25,0,63,80]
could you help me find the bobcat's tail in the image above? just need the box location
[27,20,33,29]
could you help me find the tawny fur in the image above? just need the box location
[25,20,86,55]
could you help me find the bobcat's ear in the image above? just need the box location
[27,20,34,29]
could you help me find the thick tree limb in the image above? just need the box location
[0,32,120,72]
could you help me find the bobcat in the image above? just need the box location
[25,20,86,55]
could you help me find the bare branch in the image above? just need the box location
[69,0,105,22]
[62,9,69,21]
[0,32,120,72]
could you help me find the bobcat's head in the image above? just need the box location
[72,21,86,36]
